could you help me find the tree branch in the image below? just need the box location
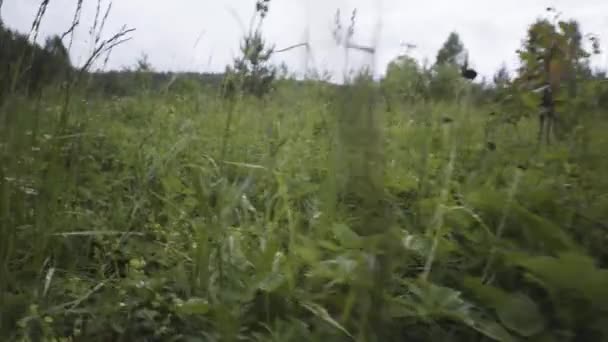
[275,42,308,53]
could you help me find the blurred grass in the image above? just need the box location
[0,68,607,341]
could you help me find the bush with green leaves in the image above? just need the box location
[222,1,276,99]
[223,31,276,99]
[382,55,429,107]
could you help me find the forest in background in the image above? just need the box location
[1,1,608,341]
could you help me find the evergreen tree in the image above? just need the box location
[223,0,276,99]
[493,63,510,88]
[435,32,465,66]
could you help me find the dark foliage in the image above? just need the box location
[0,20,72,99]
[87,71,225,97]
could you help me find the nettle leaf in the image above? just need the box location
[463,277,545,337]
[401,280,517,342]
[257,272,285,293]
[510,202,577,251]
[509,252,608,309]
[318,240,341,252]
[293,239,321,265]
[332,223,362,248]
[465,313,519,342]
[299,301,353,338]
[467,188,576,252]
[308,254,359,285]
[497,293,545,337]
[257,252,287,292]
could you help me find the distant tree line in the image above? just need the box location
[2,5,606,118]
[87,70,225,97]
[0,19,229,99]
[0,19,72,101]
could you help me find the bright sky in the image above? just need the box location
[2,0,608,82]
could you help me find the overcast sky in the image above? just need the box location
[2,0,608,82]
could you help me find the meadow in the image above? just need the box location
[1,3,608,342]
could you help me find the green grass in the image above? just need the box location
[1,76,608,341]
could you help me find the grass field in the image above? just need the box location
[1,71,607,341]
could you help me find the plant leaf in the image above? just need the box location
[463,277,544,337]
[300,300,353,339]
[403,280,518,342]
[497,293,545,337]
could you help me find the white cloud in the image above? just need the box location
[2,0,607,81]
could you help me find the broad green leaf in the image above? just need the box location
[403,280,518,342]
[509,252,608,309]
[308,255,358,284]
[300,300,353,339]
[293,242,320,264]
[318,240,341,252]
[467,188,576,252]
[406,280,471,317]
[332,223,361,248]
[497,293,545,337]
[257,272,285,292]
[463,277,506,307]
[510,203,576,251]
[465,313,519,342]
[464,277,545,337]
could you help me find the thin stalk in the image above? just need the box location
[482,168,522,283]
[421,147,456,281]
